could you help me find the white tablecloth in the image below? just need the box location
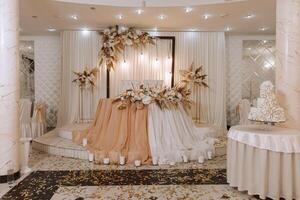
[228,125,300,153]
[227,125,300,200]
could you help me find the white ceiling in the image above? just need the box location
[20,0,276,35]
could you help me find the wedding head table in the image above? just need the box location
[227,125,300,200]
[73,98,216,165]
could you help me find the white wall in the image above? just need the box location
[20,36,61,128]
[226,35,275,126]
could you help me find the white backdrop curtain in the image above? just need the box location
[57,31,226,134]
[151,32,226,134]
[57,31,106,126]
[110,39,173,97]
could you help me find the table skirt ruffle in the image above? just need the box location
[227,138,300,200]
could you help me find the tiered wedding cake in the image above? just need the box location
[248,81,286,123]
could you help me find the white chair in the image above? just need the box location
[121,80,142,91]
[19,98,33,138]
[143,80,164,88]
[238,99,252,125]
[31,101,46,138]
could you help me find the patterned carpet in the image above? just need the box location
[2,169,226,200]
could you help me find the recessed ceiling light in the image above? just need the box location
[259,27,269,31]
[135,9,144,15]
[225,26,232,32]
[185,7,193,13]
[158,14,166,20]
[32,15,37,18]
[28,46,32,50]
[70,15,79,20]
[189,28,197,31]
[203,14,211,20]
[153,27,158,31]
[47,27,56,32]
[262,40,268,43]
[244,14,255,19]
[90,7,96,10]
[220,13,229,18]
[115,14,124,20]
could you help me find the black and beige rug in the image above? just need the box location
[2,169,227,200]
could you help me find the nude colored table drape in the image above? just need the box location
[74,99,151,164]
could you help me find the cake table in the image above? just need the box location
[227,125,300,200]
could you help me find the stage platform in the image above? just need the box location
[32,123,227,161]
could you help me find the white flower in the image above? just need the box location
[142,95,152,105]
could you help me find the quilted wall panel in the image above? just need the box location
[31,36,61,128]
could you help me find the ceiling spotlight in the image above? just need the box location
[28,46,32,50]
[185,7,193,13]
[225,26,232,32]
[203,14,211,20]
[47,27,56,32]
[244,14,255,19]
[135,9,144,15]
[90,7,96,10]
[81,27,90,35]
[259,27,269,31]
[70,15,79,20]
[116,14,124,20]
[262,40,268,43]
[32,15,38,19]
[158,14,166,20]
[153,27,158,31]
[189,28,197,31]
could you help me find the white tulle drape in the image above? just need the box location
[57,31,107,126]
[57,31,226,133]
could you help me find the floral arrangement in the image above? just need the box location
[113,84,191,110]
[176,63,208,89]
[99,25,155,71]
[113,64,208,110]
[72,67,98,88]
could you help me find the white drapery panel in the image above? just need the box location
[151,32,226,134]
[110,39,173,97]
[57,31,226,133]
[57,31,106,126]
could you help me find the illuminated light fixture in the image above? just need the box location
[115,14,124,20]
[122,60,127,69]
[244,14,255,19]
[135,9,144,15]
[185,7,193,13]
[263,40,267,44]
[259,27,269,31]
[28,46,32,50]
[189,28,197,31]
[47,27,56,32]
[203,14,211,20]
[153,27,158,31]
[158,14,166,20]
[225,26,232,32]
[70,15,79,20]
[81,27,90,35]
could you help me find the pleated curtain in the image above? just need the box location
[57,31,226,134]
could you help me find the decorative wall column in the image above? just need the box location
[276,0,300,129]
[0,0,20,178]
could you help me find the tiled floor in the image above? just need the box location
[0,148,257,200]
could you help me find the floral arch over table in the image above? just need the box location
[98,25,155,71]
